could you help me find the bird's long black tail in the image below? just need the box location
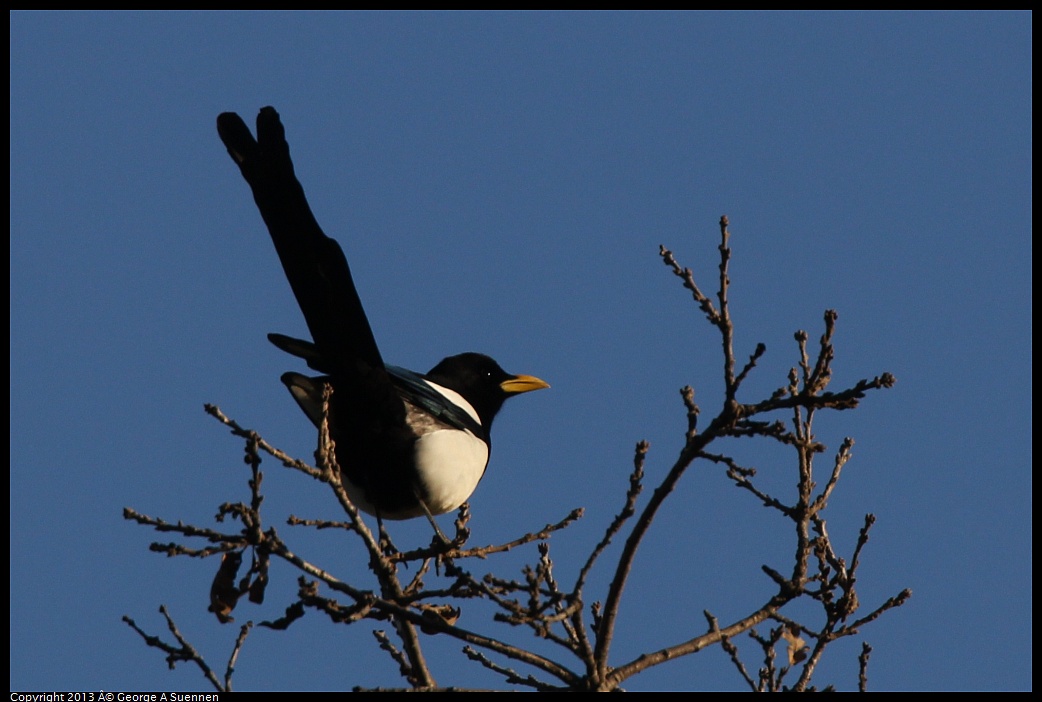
[216,107,384,373]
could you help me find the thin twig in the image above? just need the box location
[122,607,224,691]
[858,642,872,692]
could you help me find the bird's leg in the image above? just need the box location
[413,489,451,548]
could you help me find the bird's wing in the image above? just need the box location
[276,361,483,437]
[385,365,485,437]
[269,330,482,435]
[216,107,383,374]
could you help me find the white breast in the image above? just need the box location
[413,428,490,515]
[410,378,489,514]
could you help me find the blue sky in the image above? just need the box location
[10,11,1031,692]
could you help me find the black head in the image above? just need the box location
[425,353,549,428]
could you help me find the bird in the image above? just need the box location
[216,106,549,521]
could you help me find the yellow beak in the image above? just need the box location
[500,374,551,395]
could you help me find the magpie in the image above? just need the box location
[216,107,549,520]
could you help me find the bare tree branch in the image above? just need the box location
[127,216,908,691]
